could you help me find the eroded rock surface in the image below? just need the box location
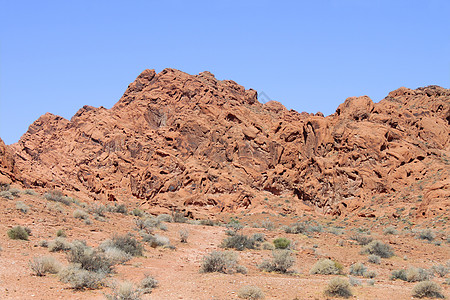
[7,69,450,218]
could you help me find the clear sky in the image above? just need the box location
[1,0,449,145]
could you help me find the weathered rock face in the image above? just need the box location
[7,69,450,218]
[0,137,17,185]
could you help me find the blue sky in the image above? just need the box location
[1,0,449,145]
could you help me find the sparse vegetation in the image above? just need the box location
[251,233,266,242]
[417,229,436,241]
[324,277,352,298]
[7,226,29,240]
[258,250,295,274]
[391,267,431,282]
[140,275,158,294]
[103,234,143,256]
[361,240,394,258]
[310,259,343,275]
[68,240,114,273]
[48,237,72,252]
[15,201,30,213]
[412,281,445,298]
[201,250,247,274]
[282,222,307,234]
[105,281,142,300]
[431,264,449,277]
[368,254,381,264]
[56,229,67,237]
[221,234,255,251]
[179,229,189,243]
[29,256,62,276]
[172,211,186,223]
[0,190,14,200]
[44,190,72,206]
[350,233,373,245]
[238,285,265,299]
[383,226,398,235]
[59,264,106,290]
[349,262,367,276]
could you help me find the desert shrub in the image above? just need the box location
[29,256,62,276]
[226,218,244,232]
[72,209,88,221]
[140,275,158,294]
[59,265,105,290]
[44,190,72,206]
[273,237,290,249]
[104,247,132,265]
[238,285,265,299]
[68,241,114,273]
[104,234,143,256]
[361,240,394,258]
[368,254,381,264]
[383,226,398,235]
[157,213,172,222]
[49,237,72,252]
[391,269,408,281]
[172,211,186,223]
[0,182,10,191]
[24,189,37,195]
[7,226,29,240]
[412,281,445,298]
[107,203,128,215]
[252,233,266,242]
[364,270,377,278]
[349,262,367,276]
[0,191,14,200]
[324,277,352,298]
[131,208,144,217]
[56,229,67,237]
[258,250,295,273]
[9,188,21,197]
[310,259,343,275]
[283,222,307,234]
[179,229,189,243]
[144,234,171,248]
[261,242,275,250]
[200,250,246,274]
[105,281,142,300]
[431,264,449,277]
[39,240,49,248]
[88,203,106,217]
[444,278,450,285]
[348,276,362,286]
[260,220,275,231]
[308,224,323,233]
[329,227,345,235]
[391,267,431,282]
[350,234,373,245]
[199,219,216,226]
[15,201,29,213]
[367,279,375,286]
[221,234,255,251]
[417,229,436,241]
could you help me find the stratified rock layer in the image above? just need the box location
[8,69,450,218]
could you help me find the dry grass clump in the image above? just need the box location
[201,250,247,274]
[179,229,189,243]
[29,256,62,276]
[59,264,106,290]
[48,237,72,252]
[310,259,343,275]
[73,209,89,220]
[105,281,142,300]
[103,247,132,265]
[361,240,394,258]
[143,234,171,248]
[140,275,158,294]
[412,281,445,298]
[324,277,352,298]
[258,250,295,274]
[238,285,265,299]
[15,201,30,213]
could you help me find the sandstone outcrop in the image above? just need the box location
[6,69,450,218]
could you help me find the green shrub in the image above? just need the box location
[59,265,105,290]
[238,285,265,299]
[200,251,246,274]
[15,201,29,213]
[29,256,62,276]
[273,237,290,249]
[361,240,394,258]
[7,226,29,240]
[417,229,436,241]
[221,234,255,251]
[258,250,295,273]
[310,259,343,275]
[368,254,381,264]
[349,262,367,276]
[104,234,143,256]
[412,281,445,298]
[324,277,352,298]
[140,275,158,294]
[105,281,142,300]
[56,229,66,237]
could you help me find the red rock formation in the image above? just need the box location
[0,137,17,185]
[6,69,450,219]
